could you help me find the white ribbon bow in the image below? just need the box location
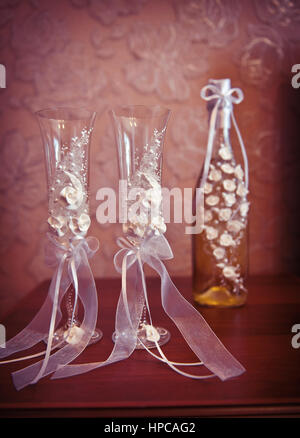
[0,234,99,390]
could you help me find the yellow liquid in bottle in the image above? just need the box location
[193,229,248,308]
[193,233,247,307]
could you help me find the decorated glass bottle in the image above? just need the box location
[193,79,250,308]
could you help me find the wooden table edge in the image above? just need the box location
[0,402,300,418]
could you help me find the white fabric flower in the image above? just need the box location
[69,213,91,235]
[128,211,148,228]
[48,215,67,236]
[60,172,84,210]
[60,186,81,206]
[159,222,167,234]
[222,193,236,207]
[240,202,250,217]
[223,266,238,279]
[237,183,248,197]
[151,215,166,234]
[227,220,243,234]
[204,182,213,194]
[219,147,232,160]
[235,164,244,180]
[138,212,149,226]
[220,232,235,247]
[208,168,222,182]
[213,247,225,260]
[221,163,234,174]
[206,195,219,206]
[64,325,84,344]
[205,226,218,240]
[218,208,232,221]
[204,209,213,223]
[77,213,91,232]
[223,179,236,192]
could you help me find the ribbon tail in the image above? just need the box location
[231,111,249,191]
[202,101,219,187]
[30,254,67,385]
[12,249,97,389]
[52,256,143,379]
[196,100,219,208]
[11,255,68,390]
[147,256,245,381]
[0,259,69,363]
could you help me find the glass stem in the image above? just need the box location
[139,303,148,329]
[66,285,78,328]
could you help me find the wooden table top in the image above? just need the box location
[0,276,300,418]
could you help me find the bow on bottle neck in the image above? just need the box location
[200,84,244,108]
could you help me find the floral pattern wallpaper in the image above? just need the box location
[0,0,300,317]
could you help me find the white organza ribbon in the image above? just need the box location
[197,84,249,214]
[0,234,99,390]
[52,234,245,381]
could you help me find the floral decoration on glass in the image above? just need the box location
[0,107,102,390]
[193,79,250,308]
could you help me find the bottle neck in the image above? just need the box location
[209,106,231,130]
[211,127,232,160]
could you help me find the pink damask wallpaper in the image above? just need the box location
[0,0,300,318]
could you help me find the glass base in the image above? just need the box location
[112,326,171,350]
[44,323,103,349]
